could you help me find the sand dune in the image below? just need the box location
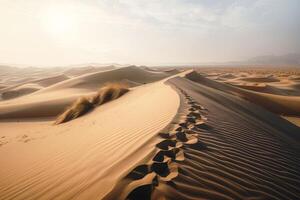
[218,73,237,79]
[0,73,181,199]
[0,66,299,200]
[0,66,173,119]
[104,72,300,199]
[187,71,300,116]
[0,66,67,87]
[196,68,300,126]
[0,75,69,100]
[63,65,116,77]
[34,66,169,94]
[1,84,42,100]
[237,76,279,83]
[31,74,69,87]
[0,84,6,90]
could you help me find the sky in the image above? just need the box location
[0,0,299,66]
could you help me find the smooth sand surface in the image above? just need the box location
[0,65,122,100]
[0,74,69,100]
[0,72,183,199]
[0,66,171,119]
[0,66,299,200]
[198,68,300,126]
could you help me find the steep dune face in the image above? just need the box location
[104,73,300,200]
[162,77,300,200]
[110,75,300,200]
[186,71,300,116]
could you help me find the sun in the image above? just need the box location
[40,5,77,37]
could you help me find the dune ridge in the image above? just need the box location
[34,65,169,94]
[55,84,129,124]
[0,74,69,100]
[0,66,173,119]
[186,71,300,117]
[106,74,300,199]
[0,71,183,200]
[1,66,299,199]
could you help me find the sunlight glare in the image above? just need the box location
[41,5,78,37]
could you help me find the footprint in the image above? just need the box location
[187,111,202,119]
[151,162,170,177]
[153,148,184,162]
[192,105,202,110]
[126,185,153,200]
[179,122,189,129]
[189,107,198,112]
[186,116,196,123]
[158,132,174,139]
[156,139,177,150]
[125,173,158,200]
[126,165,151,180]
[176,131,198,144]
[194,123,213,130]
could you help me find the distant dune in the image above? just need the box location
[0,66,173,119]
[237,76,279,83]
[0,69,182,200]
[247,53,300,66]
[34,65,170,94]
[186,71,300,116]
[0,66,299,200]
[0,74,69,100]
[64,65,116,77]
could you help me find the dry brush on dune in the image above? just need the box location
[54,83,129,124]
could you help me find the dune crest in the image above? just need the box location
[105,71,300,199]
[0,66,174,119]
[55,84,129,124]
[0,69,185,200]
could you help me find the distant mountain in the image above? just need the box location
[246,54,300,66]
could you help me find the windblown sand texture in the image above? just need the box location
[101,70,300,199]
[0,66,182,199]
[0,66,299,200]
[55,84,129,124]
[197,67,300,126]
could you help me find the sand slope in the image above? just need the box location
[163,76,300,200]
[0,74,69,100]
[1,67,299,200]
[200,68,300,126]
[0,78,180,199]
[187,71,300,116]
[35,66,169,94]
[106,73,300,199]
[0,66,172,119]
[63,65,116,77]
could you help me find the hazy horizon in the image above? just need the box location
[1,0,299,66]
